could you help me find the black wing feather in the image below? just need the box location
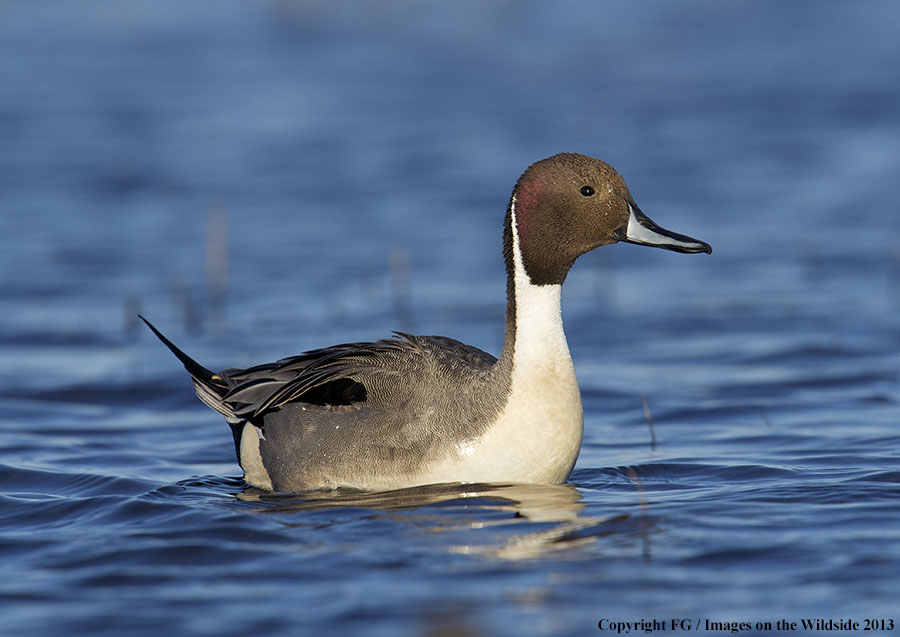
[143,318,489,425]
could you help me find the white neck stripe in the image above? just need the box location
[509,196,569,367]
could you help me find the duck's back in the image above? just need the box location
[218,334,511,491]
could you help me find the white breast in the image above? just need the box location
[484,286,582,480]
[415,197,584,485]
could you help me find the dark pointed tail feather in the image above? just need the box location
[139,315,238,419]
[139,315,216,382]
[140,315,240,423]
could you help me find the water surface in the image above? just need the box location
[2,2,899,635]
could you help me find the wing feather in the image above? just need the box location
[219,335,429,420]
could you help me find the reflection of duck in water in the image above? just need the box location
[234,480,653,561]
[144,154,710,492]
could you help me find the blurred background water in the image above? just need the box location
[1,1,899,635]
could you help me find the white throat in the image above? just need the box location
[414,196,584,485]
[481,196,583,481]
[509,196,571,368]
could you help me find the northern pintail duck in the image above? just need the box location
[143,153,711,492]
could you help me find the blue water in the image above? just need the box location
[2,2,899,635]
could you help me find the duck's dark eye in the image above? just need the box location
[580,185,595,197]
